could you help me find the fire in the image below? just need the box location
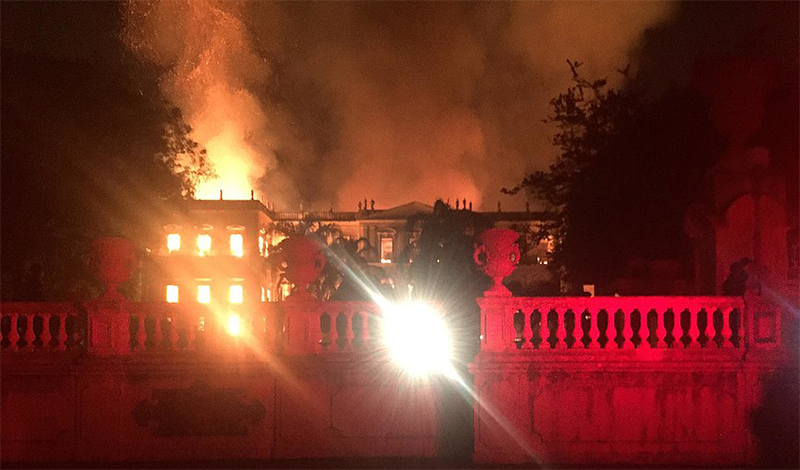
[194,124,260,200]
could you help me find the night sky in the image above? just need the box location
[3,1,797,210]
[1,1,798,297]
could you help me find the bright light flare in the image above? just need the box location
[382,302,453,377]
[225,313,242,337]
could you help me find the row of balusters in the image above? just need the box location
[3,307,743,353]
[319,310,379,350]
[126,310,381,352]
[510,308,741,349]
[0,313,84,351]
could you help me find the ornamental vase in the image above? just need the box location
[473,228,520,297]
[92,237,135,300]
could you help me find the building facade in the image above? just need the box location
[146,198,553,305]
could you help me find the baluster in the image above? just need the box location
[606,310,618,349]
[23,313,36,351]
[154,313,163,350]
[571,310,584,349]
[168,316,179,351]
[40,313,52,350]
[136,315,147,351]
[344,311,355,349]
[655,309,667,348]
[330,312,342,350]
[588,308,601,349]
[621,309,634,349]
[672,310,683,348]
[721,308,733,349]
[554,309,567,349]
[9,314,21,351]
[68,315,81,349]
[639,310,650,349]
[0,315,6,350]
[185,316,197,351]
[688,309,700,348]
[512,310,525,348]
[704,309,716,348]
[56,314,68,351]
[730,309,741,348]
[360,311,371,347]
[539,310,550,349]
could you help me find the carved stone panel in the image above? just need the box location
[133,381,265,437]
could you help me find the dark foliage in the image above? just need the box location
[506,61,722,290]
[1,49,211,301]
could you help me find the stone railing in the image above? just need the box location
[0,302,85,353]
[478,296,750,352]
[277,299,382,355]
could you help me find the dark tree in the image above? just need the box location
[0,47,212,301]
[506,61,722,293]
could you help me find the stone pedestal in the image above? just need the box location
[686,58,789,297]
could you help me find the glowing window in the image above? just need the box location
[271,233,286,247]
[197,234,211,256]
[380,236,393,263]
[197,285,210,304]
[229,284,243,304]
[259,236,265,256]
[230,234,244,257]
[261,286,266,302]
[280,281,293,300]
[166,285,179,303]
[167,234,181,253]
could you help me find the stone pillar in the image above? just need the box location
[686,58,789,296]
[277,236,326,354]
[278,236,326,300]
[87,237,135,355]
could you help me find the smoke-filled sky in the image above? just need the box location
[120,1,677,209]
[3,1,798,211]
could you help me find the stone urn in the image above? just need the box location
[92,237,135,300]
[473,228,520,297]
[278,236,327,299]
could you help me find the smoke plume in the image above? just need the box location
[123,1,674,210]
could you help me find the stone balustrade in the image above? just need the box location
[478,296,755,352]
[0,302,84,352]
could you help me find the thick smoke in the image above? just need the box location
[123,1,674,210]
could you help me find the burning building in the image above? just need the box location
[146,195,554,304]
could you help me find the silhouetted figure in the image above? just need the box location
[455,199,460,210]
[358,201,362,211]
[722,258,752,296]
[469,202,472,211]
[462,198,466,210]
[370,199,375,211]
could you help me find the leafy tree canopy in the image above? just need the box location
[1,50,212,300]
[506,61,723,292]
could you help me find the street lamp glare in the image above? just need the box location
[382,302,453,377]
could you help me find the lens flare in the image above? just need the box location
[225,313,242,337]
[381,302,453,376]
